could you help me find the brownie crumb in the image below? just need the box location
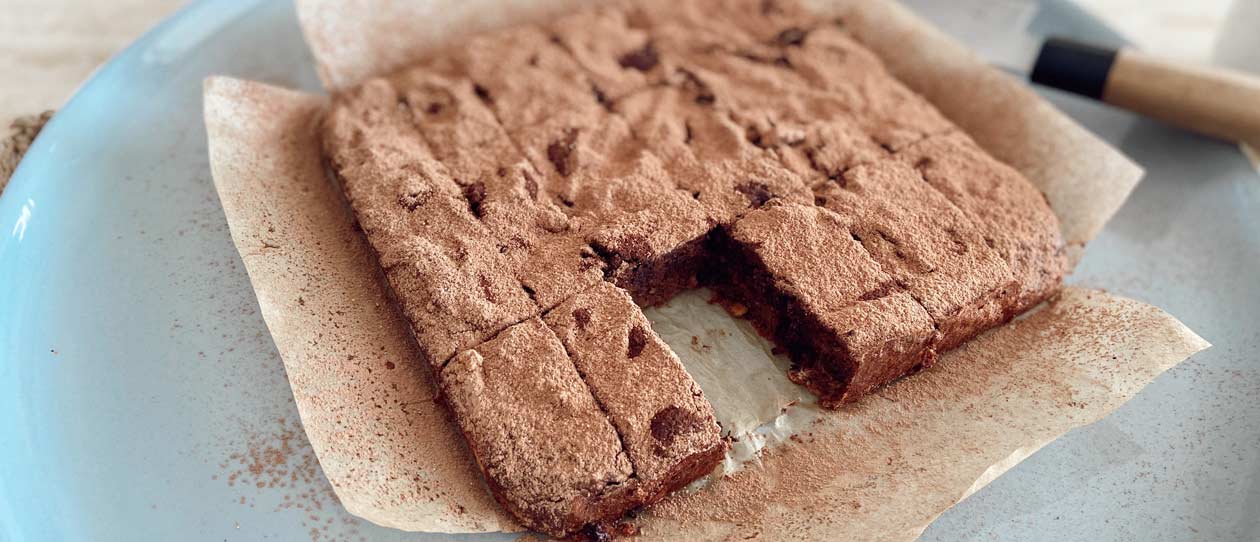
[615,522,639,537]
[397,191,425,211]
[478,275,498,302]
[627,325,648,358]
[618,41,659,72]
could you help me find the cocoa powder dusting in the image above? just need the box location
[217,416,367,542]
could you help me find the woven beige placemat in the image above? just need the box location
[0,0,184,195]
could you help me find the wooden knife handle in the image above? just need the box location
[1105,49,1260,142]
[1031,38,1260,143]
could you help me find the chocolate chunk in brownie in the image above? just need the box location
[895,132,1066,312]
[439,317,634,537]
[709,201,937,407]
[322,79,537,367]
[813,161,1018,351]
[545,281,725,501]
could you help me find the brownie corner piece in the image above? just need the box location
[710,201,937,406]
[895,132,1066,311]
[438,317,634,537]
[544,281,725,502]
[814,159,1019,352]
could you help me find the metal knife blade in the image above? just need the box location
[899,0,1043,75]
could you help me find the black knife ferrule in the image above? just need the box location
[1030,37,1118,100]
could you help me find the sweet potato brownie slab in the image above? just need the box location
[322,0,1066,535]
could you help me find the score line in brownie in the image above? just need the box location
[320,0,1065,537]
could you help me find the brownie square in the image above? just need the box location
[322,80,538,367]
[813,160,1018,351]
[385,69,606,310]
[449,24,629,199]
[782,24,956,150]
[545,281,725,501]
[439,317,634,537]
[895,132,1067,312]
[613,86,816,224]
[710,201,937,407]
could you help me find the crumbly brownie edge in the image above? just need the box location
[703,224,859,407]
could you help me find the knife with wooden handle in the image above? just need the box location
[902,0,1260,144]
[1031,38,1260,143]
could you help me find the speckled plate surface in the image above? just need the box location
[1,1,1256,541]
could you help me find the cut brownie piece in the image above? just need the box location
[322,79,537,367]
[628,0,953,152]
[385,68,604,310]
[709,201,937,407]
[439,317,634,538]
[895,132,1066,312]
[545,281,725,502]
[447,23,635,202]
[440,287,724,538]
[613,85,815,224]
[813,161,1018,351]
[589,198,713,307]
[781,24,955,150]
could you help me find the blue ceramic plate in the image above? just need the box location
[2,1,1257,541]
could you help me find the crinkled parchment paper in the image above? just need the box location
[205,0,1206,539]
